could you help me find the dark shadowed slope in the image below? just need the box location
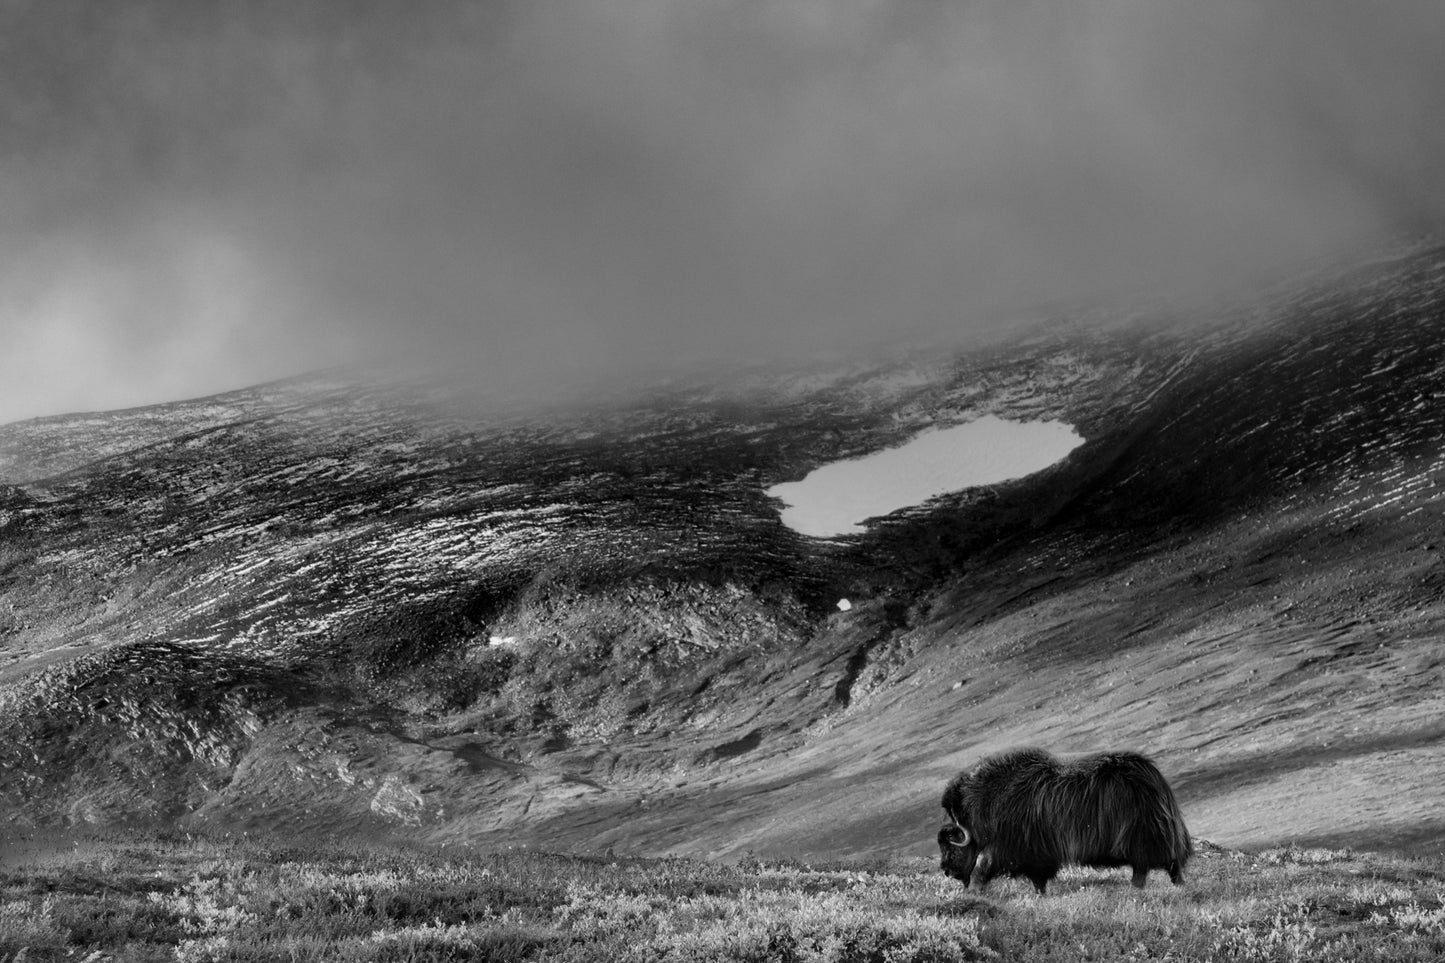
[1,245,1443,858]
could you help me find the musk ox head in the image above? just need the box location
[937,822,978,884]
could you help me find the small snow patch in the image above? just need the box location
[836,598,853,612]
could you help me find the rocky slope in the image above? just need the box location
[1,243,1443,859]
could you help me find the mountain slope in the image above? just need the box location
[2,244,1443,859]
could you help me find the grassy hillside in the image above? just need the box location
[3,833,1444,962]
[0,243,1443,863]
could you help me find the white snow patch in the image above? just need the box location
[768,415,1083,538]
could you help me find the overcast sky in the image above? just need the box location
[2,0,1442,423]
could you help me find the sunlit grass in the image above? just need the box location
[1,835,1441,961]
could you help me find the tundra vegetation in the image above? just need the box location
[2,834,1444,962]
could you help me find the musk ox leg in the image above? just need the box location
[1027,872,1049,895]
[1130,867,1148,889]
[1168,861,1185,885]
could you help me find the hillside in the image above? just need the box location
[1,244,1443,861]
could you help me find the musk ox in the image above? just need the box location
[938,747,1191,895]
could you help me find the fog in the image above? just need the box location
[2,0,1442,423]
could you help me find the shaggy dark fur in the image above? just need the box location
[939,747,1192,895]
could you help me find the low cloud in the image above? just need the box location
[2,0,1442,421]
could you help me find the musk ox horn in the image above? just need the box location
[948,821,971,847]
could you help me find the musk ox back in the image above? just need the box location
[938,747,1191,895]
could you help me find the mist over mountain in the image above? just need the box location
[2,244,1442,858]
[4,0,1445,423]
